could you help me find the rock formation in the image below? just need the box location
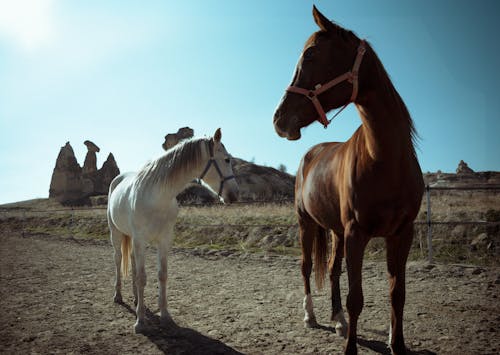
[92,153,120,195]
[162,127,194,151]
[456,160,474,175]
[49,142,84,203]
[49,141,120,205]
[231,158,294,201]
[82,140,100,174]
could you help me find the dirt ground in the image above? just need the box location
[0,232,498,355]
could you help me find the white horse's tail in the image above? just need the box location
[121,235,132,277]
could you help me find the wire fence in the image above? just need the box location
[1,186,499,263]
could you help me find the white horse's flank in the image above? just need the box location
[107,128,238,333]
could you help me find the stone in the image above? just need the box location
[456,160,474,175]
[49,142,84,203]
[162,127,194,151]
[82,140,100,174]
[451,225,467,239]
[470,233,490,251]
[49,141,120,205]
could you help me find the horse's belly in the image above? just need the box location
[302,187,343,232]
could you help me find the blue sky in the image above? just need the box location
[0,0,499,204]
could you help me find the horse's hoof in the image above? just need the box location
[304,317,318,328]
[134,321,147,334]
[390,344,407,355]
[344,341,358,355]
[160,314,174,328]
[113,294,123,304]
[335,323,347,338]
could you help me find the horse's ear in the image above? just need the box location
[312,5,336,32]
[214,128,222,143]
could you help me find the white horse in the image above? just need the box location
[107,128,239,333]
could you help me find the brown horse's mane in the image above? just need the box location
[311,24,419,157]
[365,40,419,157]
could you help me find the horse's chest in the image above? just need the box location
[133,200,179,240]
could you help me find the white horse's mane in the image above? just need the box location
[136,137,209,189]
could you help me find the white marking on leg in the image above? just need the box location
[333,310,348,337]
[303,294,317,327]
[388,322,392,347]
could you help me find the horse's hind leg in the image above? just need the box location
[131,249,138,306]
[386,223,413,355]
[132,238,147,333]
[330,231,347,337]
[110,228,124,304]
[298,212,322,328]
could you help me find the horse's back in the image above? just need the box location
[109,172,135,195]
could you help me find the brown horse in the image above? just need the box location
[273,6,424,355]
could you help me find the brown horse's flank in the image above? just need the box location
[274,6,424,355]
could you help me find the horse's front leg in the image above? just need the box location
[344,220,369,355]
[132,238,147,333]
[386,223,413,355]
[157,233,173,327]
[330,231,347,337]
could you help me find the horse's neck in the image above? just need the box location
[168,154,208,197]
[146,144,209,200]
[354,81,414,163]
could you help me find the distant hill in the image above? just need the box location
[423,160,500,188]
[164,127,295,204]
[177,157,295,203]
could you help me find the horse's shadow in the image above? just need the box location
[357,337,436,355]
[315,324,436,355]
[119,302,243,355]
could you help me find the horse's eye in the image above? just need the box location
[225,158,230,164]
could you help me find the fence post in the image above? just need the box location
[426,185,433,263]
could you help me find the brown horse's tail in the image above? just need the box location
[121,235,132,277]
[314,228,328,290]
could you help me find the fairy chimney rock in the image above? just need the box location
[49,142,84,202]
[456,160,474,175]
[49,141,120,204]
[83,140,100,174]
[162,127,194,151]
[93,153,120,195]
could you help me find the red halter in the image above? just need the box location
[286,40,367,128]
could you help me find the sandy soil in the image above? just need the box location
[0,232,498,355]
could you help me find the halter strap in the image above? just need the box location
[286,40,366,128]
[196,140,236,198]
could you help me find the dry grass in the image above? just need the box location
[1,189,499,265]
